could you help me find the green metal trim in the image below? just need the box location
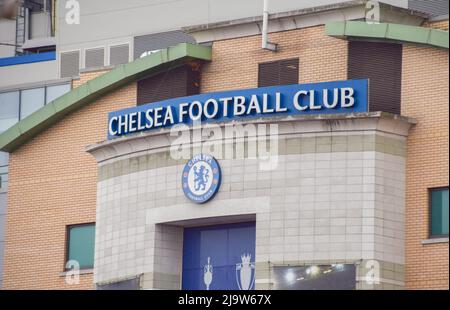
[0,43,211,152]
[325,21,449,49]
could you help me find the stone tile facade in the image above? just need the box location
[89,114,414,289]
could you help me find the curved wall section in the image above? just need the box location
[87,112,414,289]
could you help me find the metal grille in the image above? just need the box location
[85,47,105,68]
[258,58,299,87]
[109,44,129,66]
[348,41,402,114]
[137,65,200,105]
[60,51,80,78]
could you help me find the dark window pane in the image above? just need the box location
[67,224,95,269]
[258,58,299,87]
[137,65,200,105]
[348,41,402,114]
[431,188,449,237]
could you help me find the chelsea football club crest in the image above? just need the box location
[182,154,221,204]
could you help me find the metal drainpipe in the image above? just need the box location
[262,0,277,51]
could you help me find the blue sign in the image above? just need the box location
[182,222,256,290]
[108,79,368,139]
[182,154,221,204]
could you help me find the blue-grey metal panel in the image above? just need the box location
[409,0,449,17]
[133,30,196,59]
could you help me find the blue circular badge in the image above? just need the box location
[182,154,221,204]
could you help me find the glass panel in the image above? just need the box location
[20,88,45,120]
[0,172,8,190]
[0,152,8,166]
[46,84,71,104]
[68,224,95,269]
[0,91,19,132]
[431,188,449,237]
[0,152,7,190]
[273,264,356,290]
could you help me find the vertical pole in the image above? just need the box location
[262,0,269,49]
[261,0,277,51]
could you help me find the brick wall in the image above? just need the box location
[402,45,449,289]
[2,70,136,289]
[201,26,348,92]
[422,20,449,31]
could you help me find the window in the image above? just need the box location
[348,41,402,114]
[137,65,200,105]
[46,84,71,104]
[430,188,449,238]
[20,87,45,119]
[0,83,70,127]
[0,151,9,189]
[258,58,299,87]
[0,91,19,132]
[0,165,8,189]
[66,223,95,270]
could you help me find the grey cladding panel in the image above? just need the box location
[134,30,196,59]
[85,47,105,68]
[110,44,129,66]
[60,51,80,78]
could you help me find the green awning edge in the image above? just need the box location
[325,21,449,49]
[0,43,212,152]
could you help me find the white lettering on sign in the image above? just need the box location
[107,80,367,139]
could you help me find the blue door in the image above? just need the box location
[182,222,256,290]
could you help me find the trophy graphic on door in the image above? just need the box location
[236,253,255,290]
[203,256,213,290]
